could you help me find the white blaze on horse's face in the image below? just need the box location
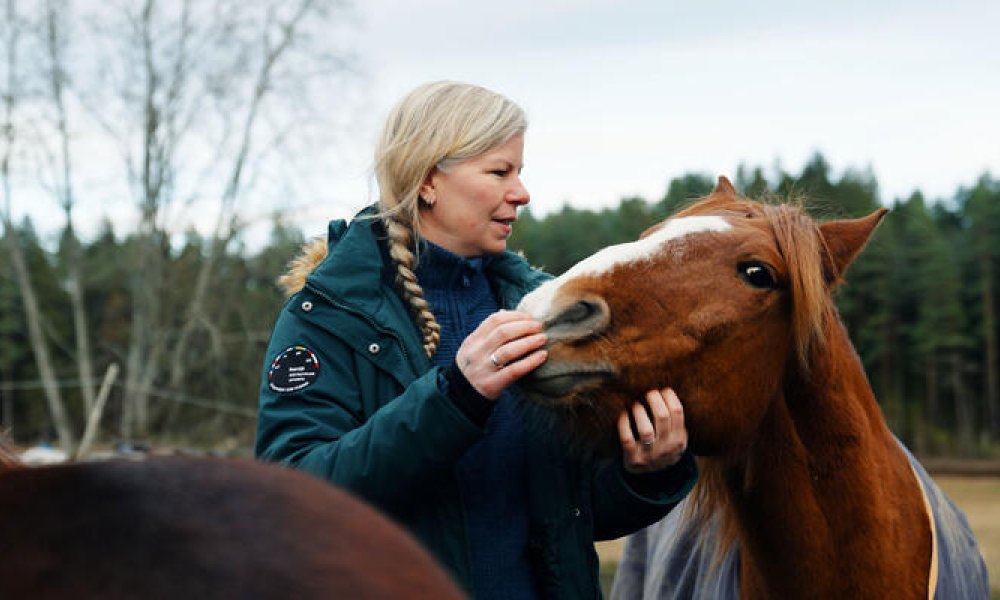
[518,215,733,321]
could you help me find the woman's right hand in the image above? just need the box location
[455,310,548,400]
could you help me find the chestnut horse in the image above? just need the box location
[517,178,988,599]
[0,444,465,599]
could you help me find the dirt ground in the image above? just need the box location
[596,474,1000,597]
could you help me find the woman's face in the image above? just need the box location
[418,134,530,257]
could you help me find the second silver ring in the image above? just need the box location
[489,352,502,369]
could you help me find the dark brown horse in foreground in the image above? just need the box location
[0,446,465,599]
[517,178,988,599]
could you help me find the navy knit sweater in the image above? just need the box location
[416,242,538,600]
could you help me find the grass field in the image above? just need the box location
[596,474,1000,598]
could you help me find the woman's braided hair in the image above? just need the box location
[374,81,527,358]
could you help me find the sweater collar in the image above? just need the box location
[415,241,494,291]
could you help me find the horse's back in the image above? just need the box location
[0,456,465,599]
[612,447,989,599]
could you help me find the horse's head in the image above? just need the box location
[518,177,886,457]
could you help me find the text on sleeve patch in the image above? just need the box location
[268,346,320,393]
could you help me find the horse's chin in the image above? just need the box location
[519,362,616,405]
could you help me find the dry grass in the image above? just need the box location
[596,474,1000,598]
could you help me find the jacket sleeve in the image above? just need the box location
[589,451,697,541]
[255,305,483,516]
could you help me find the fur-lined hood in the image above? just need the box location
[275,209,364,298]
[276,237,329,297]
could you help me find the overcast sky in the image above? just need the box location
[8,0,1000,243]
[316,0,999,226]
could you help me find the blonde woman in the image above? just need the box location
[256,81,696,599]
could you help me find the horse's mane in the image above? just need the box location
[763,201,832,371]
[676,193,840,561]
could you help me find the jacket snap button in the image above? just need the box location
[301,300,313,312]
[368,343,381,354]
[571,507,581,517]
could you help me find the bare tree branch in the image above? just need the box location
[43,0,98,415]
[1,0,76,452]
[6,0,358,440]
[167,0,329,391]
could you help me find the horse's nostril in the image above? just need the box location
[561,300,597,324]
[547,297,609,339]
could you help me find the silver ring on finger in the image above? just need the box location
[490,352,503,369]
[640,438,656,447]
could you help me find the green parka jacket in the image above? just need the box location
[255,210,697,599]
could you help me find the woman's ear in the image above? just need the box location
[419,170,437,205]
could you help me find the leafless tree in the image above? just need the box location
[1,0,76,452]
[3,0,357,444]
[40,0,99,417]
[166,0,341,393]
[77,0,357,436]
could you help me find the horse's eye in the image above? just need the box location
[738,261,778,289]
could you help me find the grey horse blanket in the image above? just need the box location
[611,445,989,599]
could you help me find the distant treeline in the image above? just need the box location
[2,153,998,455]
[0,218,308,449]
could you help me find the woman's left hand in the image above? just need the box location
[617,387,688,474]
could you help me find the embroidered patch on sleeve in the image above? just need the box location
[268,346,320,393]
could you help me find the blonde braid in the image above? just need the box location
[384,216,441,358]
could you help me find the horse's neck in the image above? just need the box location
[727,322,931,599]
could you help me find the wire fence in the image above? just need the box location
[0,377,257,419]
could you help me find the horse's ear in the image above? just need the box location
[818,208,889,285]
[714,176,737,196]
